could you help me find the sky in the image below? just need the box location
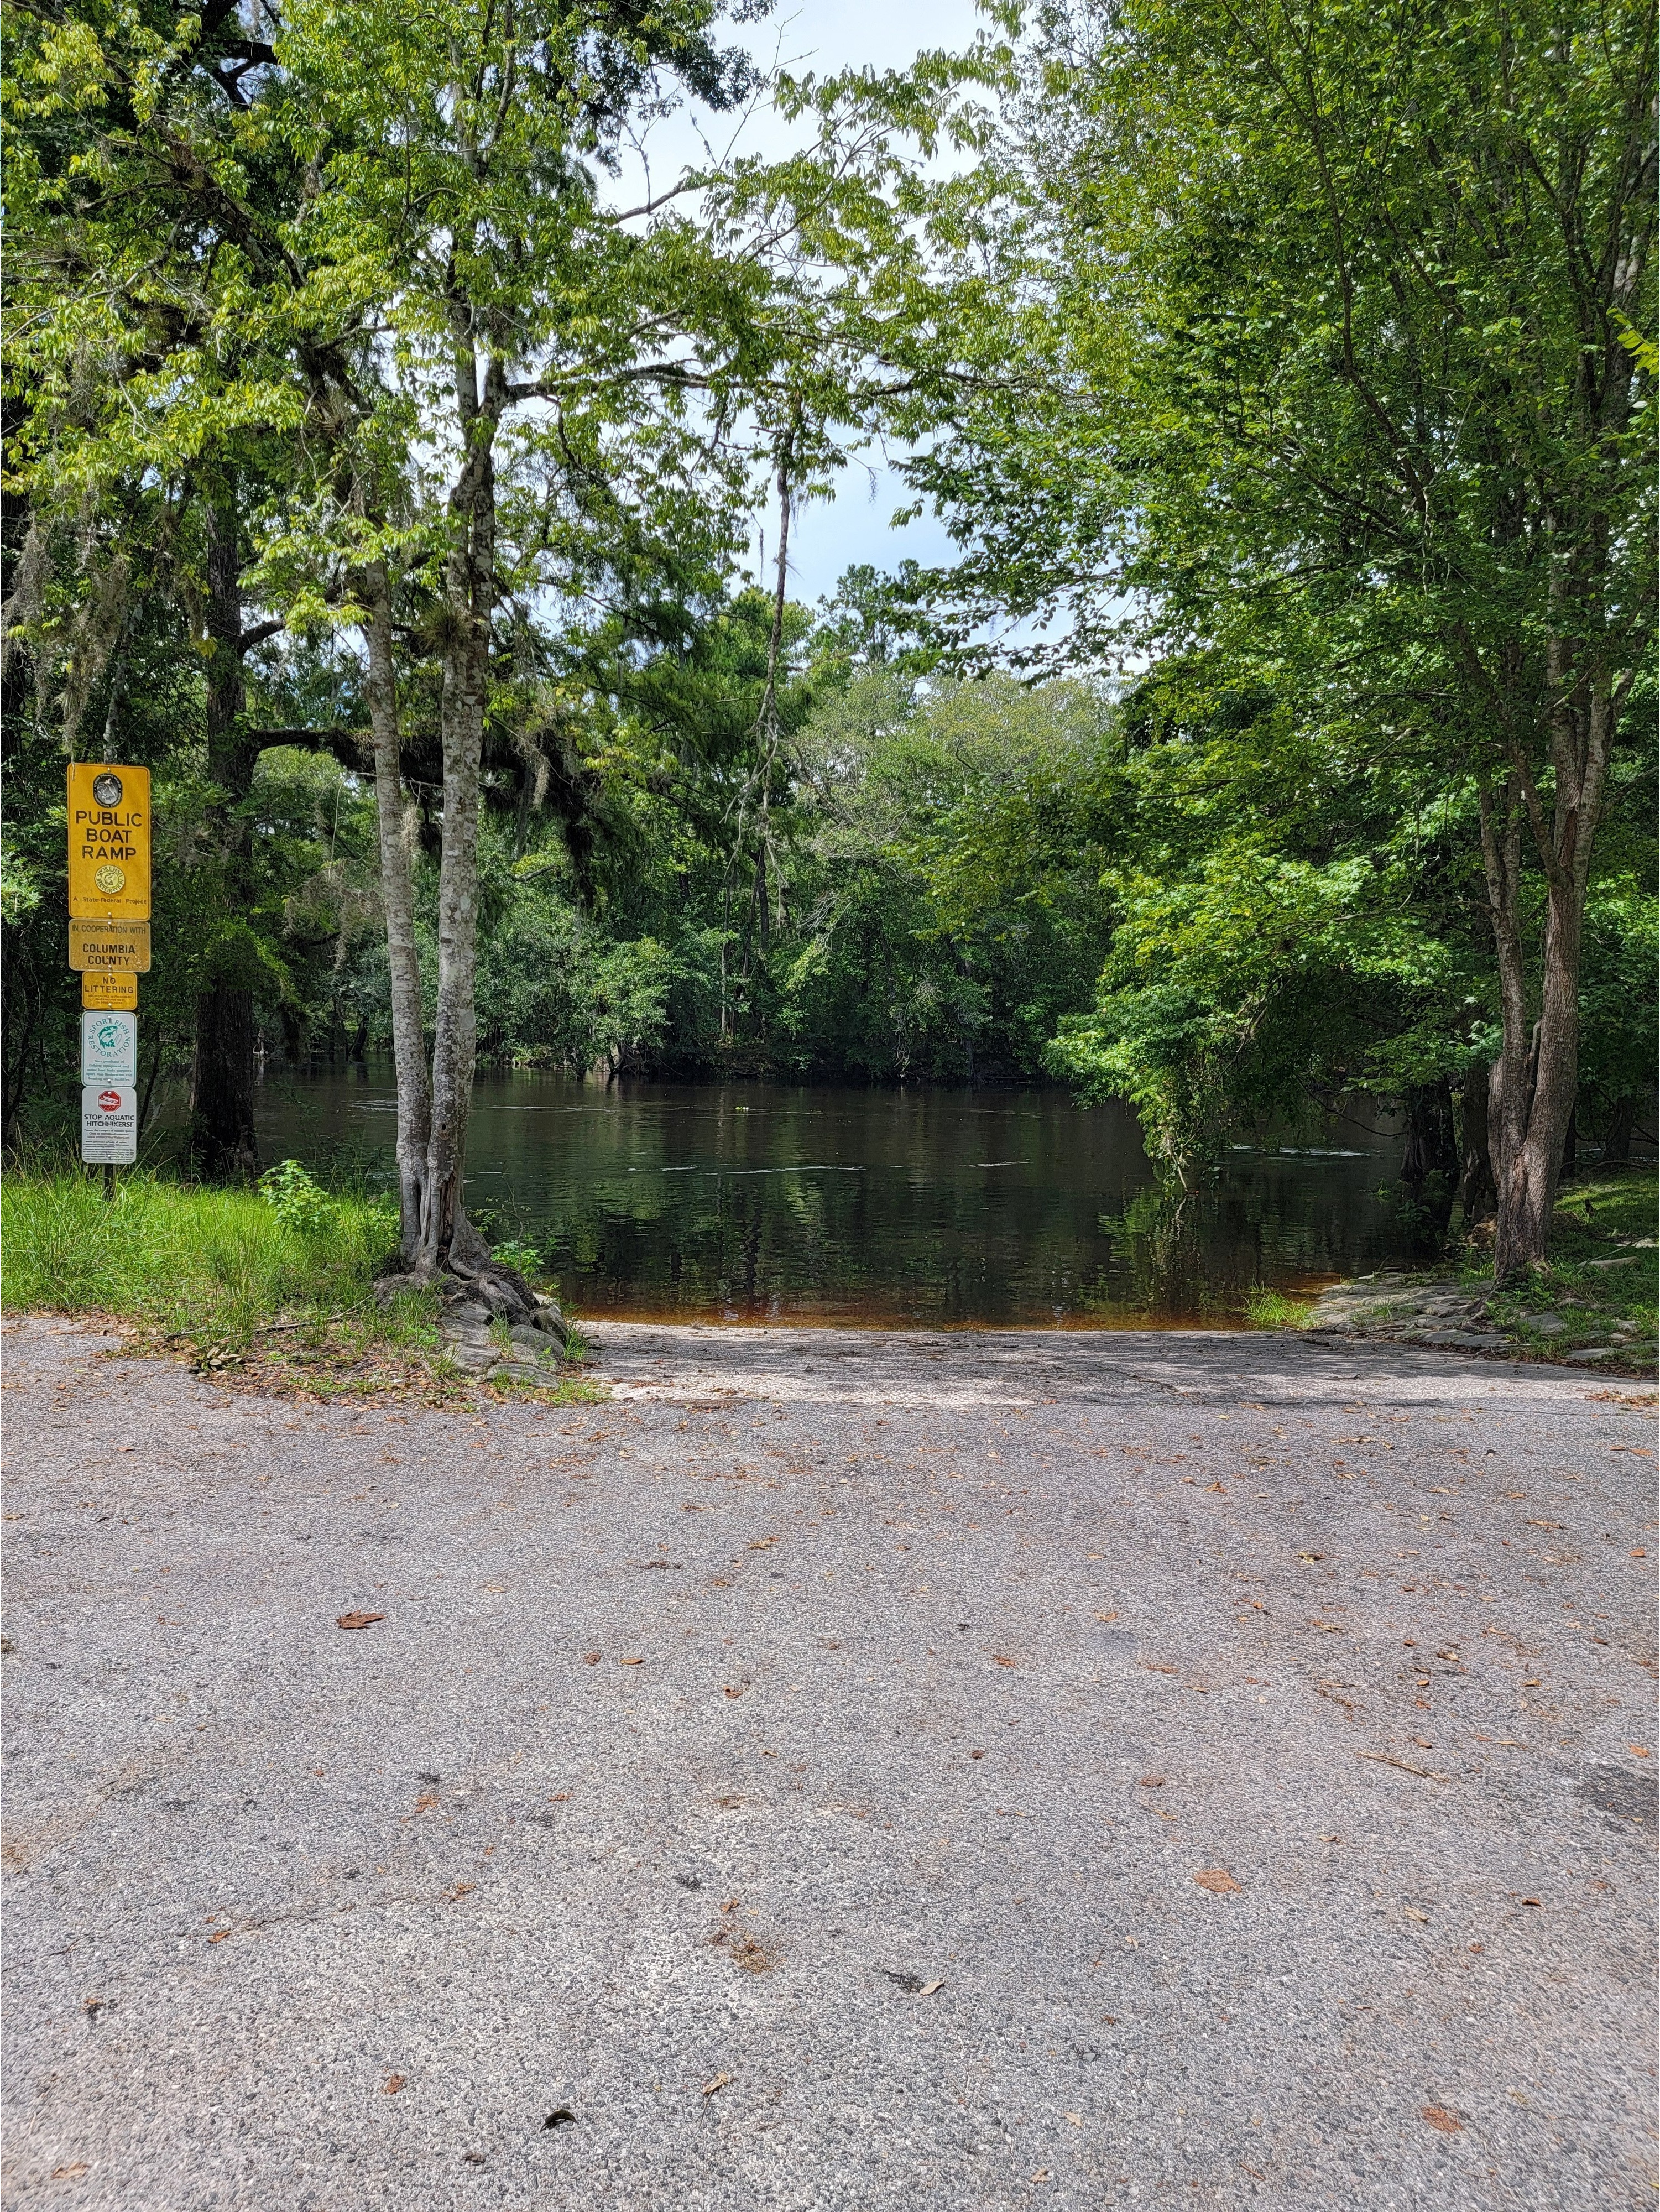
[609,0,991,611]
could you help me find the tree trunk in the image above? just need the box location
[188,497,261,1181]
[1601,1095,1637,1164]
[362,558,432,1265]
[411,349,502,1281]
[1455,1067,1495,1226]
[189,987,259,1180]
[1481,665,1619,1286]
[1400,1080,1457,1197]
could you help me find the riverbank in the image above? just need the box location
[3,1312,1652,2210]
[1299,1169,1658,1378]
[0,1167,594,1404]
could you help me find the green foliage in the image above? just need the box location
[887,0,1656,1193]
[258,1157,335,1235]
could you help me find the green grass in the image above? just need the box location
[1243,1285,1317,1328]
[1,1164,404,1348]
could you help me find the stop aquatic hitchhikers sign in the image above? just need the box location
[81,1010,137,1087]
[81,1084,138,1164]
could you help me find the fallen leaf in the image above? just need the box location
[1194,1868,1241,1894]
[207,1931,231,1944]
[1094,1610,1119,1622]
[723,1684,745,1698]
[384,2074,405,2094]
[916,1978,946,1996]
[702,2072,730,2097]
[542,2107,576,2129]
[1138,1661,1178,1674]
[1403,1907,1429,1922]
[582,1651,602,1665]
[619,1655,643,1666]
[336,1611,385,1631]
[51,2166,90,2180]
[1631,1549,1647,1558]
[1630,1746,1651,1758]
[1030,2169,1050,2183]
[992,1654,1017,1667]
[1065,2111,1083,2126]
[1138,1775,1166,1788]
[1421,2107,1463,2135]
[970,1749,986,1759]
[1296,1551,1325,1562]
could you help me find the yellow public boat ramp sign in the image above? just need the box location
[67,763,151,920]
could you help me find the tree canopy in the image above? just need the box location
[3,0,1652,1281]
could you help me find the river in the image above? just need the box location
[249,1067,1425,1328]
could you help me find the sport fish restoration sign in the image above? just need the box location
[82,1010,137,1087]
[81,1083,138,1164]
[67,763,151,920]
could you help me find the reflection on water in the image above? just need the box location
[252,1067,1421,1327]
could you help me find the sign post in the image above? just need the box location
[68,765,152,1191]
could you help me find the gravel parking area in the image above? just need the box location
[2,1314,1655,2210]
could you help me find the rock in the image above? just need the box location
[1565,1346,1618,1363]
[1415,1329,1506,1349]
[530,1308,566,1340]
[1520,1312,1567,1334]
[447,1301,491,1327]
[489,1360,552,1386]
[1588,1256,1637,1269]
[508,1324,552,1359]
[444,1343,498,1374]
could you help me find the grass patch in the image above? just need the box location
[1243,1285,1317,1329]
[1458,1166,1657,1369]
[0,1161,598,1400]
[2,1164,399,1340]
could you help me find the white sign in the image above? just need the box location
[81,1010,137,1086]
[81,1083,138,1164]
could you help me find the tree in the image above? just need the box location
[897,0,1657,1276]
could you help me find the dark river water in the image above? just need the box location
[251,1067,1423,1328]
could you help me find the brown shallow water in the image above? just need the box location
[251,1068,1422,1328]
